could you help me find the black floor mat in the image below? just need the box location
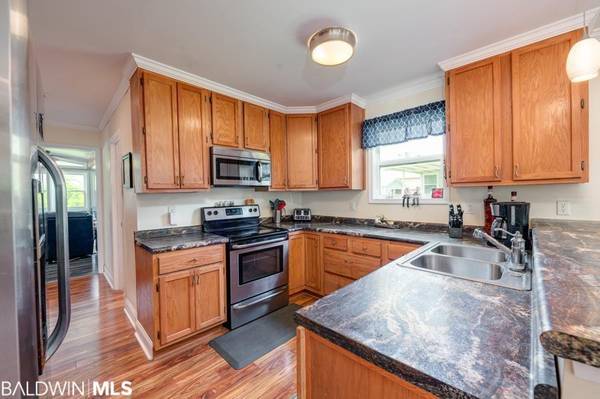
[209,304,301,370]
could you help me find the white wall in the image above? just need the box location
[302,78,600,225]
[43,123,101,148]
[137,190,301,230]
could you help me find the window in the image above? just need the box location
[369,135,447,203]
[64,172,88,210]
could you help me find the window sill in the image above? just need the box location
[368,198,449,205]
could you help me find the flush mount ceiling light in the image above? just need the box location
[308,27,357,66]
[566,11,600,82]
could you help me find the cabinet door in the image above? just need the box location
[304,233,322,293]
[177,83,209,189]
[158,269,195,345]
[511,31,585,181]
[143,72,180,189]
[318,105,350,188]
[194,263,226,331]
[448,57,503,184]
[212,93,242,147]
[269,111,287,190]
[288,234,305,294]
[243,102,270,152]
[286,115,318,189]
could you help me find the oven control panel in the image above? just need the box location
[202,205,260,221]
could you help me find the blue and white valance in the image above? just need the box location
[361,100,446,149]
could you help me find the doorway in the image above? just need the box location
[108,135,124,290]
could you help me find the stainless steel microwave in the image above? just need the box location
[211,146,271,187]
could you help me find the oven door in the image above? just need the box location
[212,154,271,187]
[229,237,288,304]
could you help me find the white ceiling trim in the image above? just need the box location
[45,118,100,133]
[98,55,137,131]
[364,72,444,105]
[438,7,600,71]
[130,53,366,114]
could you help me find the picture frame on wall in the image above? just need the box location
[122,152,133,188]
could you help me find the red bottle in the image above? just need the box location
[484,186,497,234]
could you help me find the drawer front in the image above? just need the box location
[322,234,349,251]
[386,242,420,261]
[323,272,354,295]
[158,245,225,275]
[350,238,382,258]
[323,249,381,280]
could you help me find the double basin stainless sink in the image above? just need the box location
[400,243,531,291]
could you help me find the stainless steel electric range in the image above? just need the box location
[202,205,289,329]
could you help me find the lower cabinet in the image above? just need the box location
[136,244,226,351]
[288,232,421,297]
[297,326,435,399]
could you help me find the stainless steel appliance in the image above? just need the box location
[490,201,531,247]
[202,205,289,329]
[293,208,312,222]
[32,150,72,372]
[211,146,271,187]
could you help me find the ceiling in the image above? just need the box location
[29,0,600,130]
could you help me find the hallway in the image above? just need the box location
[42,274,317,398]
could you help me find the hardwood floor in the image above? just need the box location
[42,274,318,398]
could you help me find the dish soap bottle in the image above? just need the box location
[484,186,497,234]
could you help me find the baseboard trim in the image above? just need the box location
[123,298,154,361]
[102,269,115,289]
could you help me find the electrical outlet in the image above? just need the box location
[556,200,571,216]
[168,206,177,225]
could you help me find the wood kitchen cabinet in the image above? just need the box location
[130,69,210,192]
[317,104,365,190]
[243,102,270,152]
[288,233,306,295]
[445,30,588,186]
[304,233,322,294]
[511,30,588,182]
[286,114,318,190]
[269,111,287,190]
[135,244,226,352]
[211,92,242,148]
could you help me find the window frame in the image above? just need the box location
[367,138,449,205]
[62,169,90,211]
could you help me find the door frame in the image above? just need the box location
[109,134,124,290]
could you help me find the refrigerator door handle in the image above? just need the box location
[37,148,71,360]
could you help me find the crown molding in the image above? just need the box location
[45,118,100,133]
[438,7,600,71]
[130,53,366,115]
[98,55,137,131]
[364,72,444,105]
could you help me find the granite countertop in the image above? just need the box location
[295,253,532,398]
[134,225,228,253]
[532,219,600,367]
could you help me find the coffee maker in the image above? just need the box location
[490,201,530,247]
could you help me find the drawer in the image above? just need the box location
[157,245,225,275]
[386,241,420,261]
[323,249,381,280]
[323,272,354,295]
[350,238,382,258]
[322,234,348,251]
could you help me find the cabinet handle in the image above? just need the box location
[494,166,501,179]
[514,164,520,177]
[181,175,185,185]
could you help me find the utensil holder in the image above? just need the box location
[449,226,463,239]
[274,210,281,225]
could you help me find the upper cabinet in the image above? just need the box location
[446,30,588,186]
[211,93,242,148]
[317,104,365,190]
[269,111,287,190]
[511,31,587,182]
[286,114,318,190]
[131,70,210,193]
[243,103,270,152]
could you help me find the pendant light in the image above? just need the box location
[566,11,600,82]
[308,27,357,66]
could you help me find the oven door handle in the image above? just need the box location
[232,288,287,310]
[230,236,286,250]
